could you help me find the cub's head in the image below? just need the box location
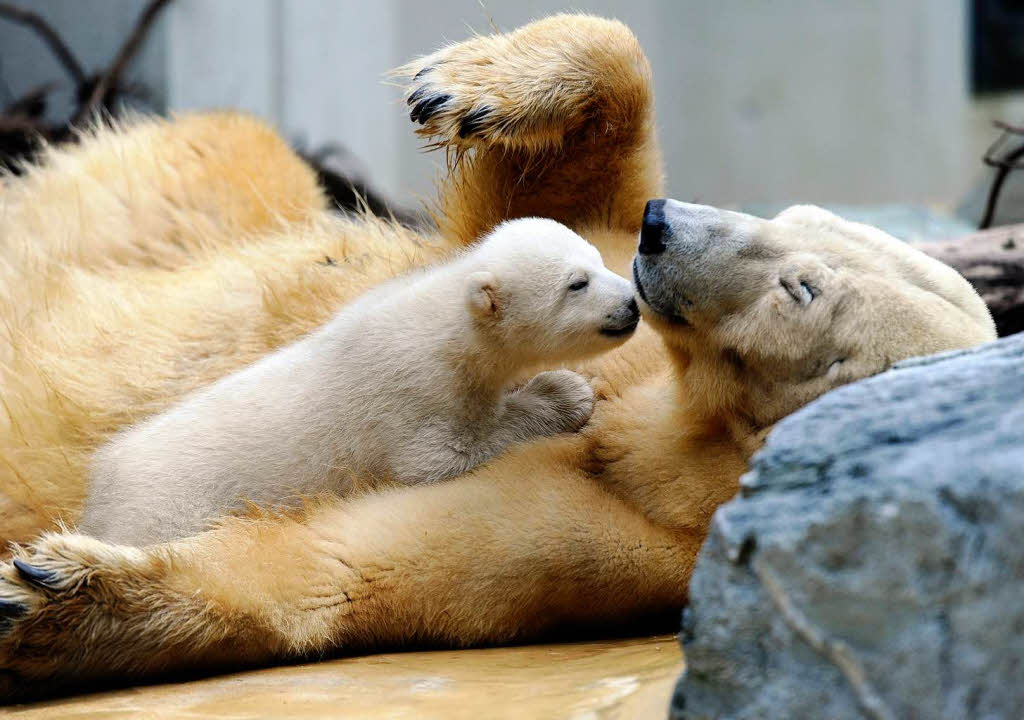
[466,218,639,365]
[632,200,996,430]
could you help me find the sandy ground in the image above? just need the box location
[6,634,683,719]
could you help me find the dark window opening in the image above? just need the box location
[972,0,1024,94]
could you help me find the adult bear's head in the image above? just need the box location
[632,199,996,436]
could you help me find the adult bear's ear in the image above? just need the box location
[466,271,501,318]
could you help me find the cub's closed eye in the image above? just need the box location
[568,279,589,291]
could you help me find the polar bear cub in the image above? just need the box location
[79,218,640,545]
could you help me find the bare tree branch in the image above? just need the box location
[73,0,173,124]
[980,121,1024,230]
[0,2,85,85]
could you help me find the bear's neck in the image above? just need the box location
[669,346,763,460]
[586,350,751,536]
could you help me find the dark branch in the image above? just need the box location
[73,0,173,124]
[0,2,86,85]
[993,120,1024,135]
[979,121,1024,230]
[4,83,54,119]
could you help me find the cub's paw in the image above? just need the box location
[523,369,596,434]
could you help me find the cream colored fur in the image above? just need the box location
[79,219,636,545]
[0,14,996,698]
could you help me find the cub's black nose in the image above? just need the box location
[639,199,667,254]
[600,296,641,337]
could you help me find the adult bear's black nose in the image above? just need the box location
[638,199,667,254]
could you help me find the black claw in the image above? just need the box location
[411,93,451,125]
[406,86,428,108]
[458,107,491,138]
[413,66,433,81]
[0,598,26,619]
[408,90,433,122]
[13,559,59,590]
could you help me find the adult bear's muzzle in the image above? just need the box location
[632,198,755,327]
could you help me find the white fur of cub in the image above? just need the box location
[79,218,639,545]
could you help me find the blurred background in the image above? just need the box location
[3,0,1024,229]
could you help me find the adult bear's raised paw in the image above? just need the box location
[395,14,660,243]
[399,41,509,146]
[403,67,496,142]
[395,14,652,151]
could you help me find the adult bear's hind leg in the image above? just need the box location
[0,531,284,701]
[396,14,664,243]
[0,441,698,700]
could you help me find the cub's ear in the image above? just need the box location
[466,271,501,318]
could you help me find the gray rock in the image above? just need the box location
[671,333,1024,720]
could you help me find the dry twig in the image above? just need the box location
[979,120,1024,229]
[0,0,173,171]
[0,2,86,85]
[73,0,173,124]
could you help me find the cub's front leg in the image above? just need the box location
[496,370,596,442]
[421,370,597,481]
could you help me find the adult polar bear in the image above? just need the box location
[0,15,994,694]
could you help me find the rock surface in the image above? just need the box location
[671,333,1024,720]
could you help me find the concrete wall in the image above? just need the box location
[3,0,1023,208]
